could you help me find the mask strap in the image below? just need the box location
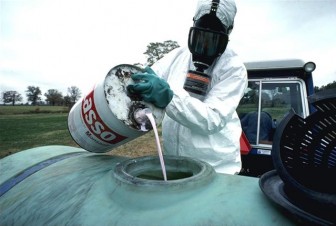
[210,0,220,14]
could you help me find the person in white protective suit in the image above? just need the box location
[127,0,247,174]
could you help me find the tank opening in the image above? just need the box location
[114,155,215,185]
[135,170,193,181]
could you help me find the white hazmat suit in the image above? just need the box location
[150,0,247,175]
[152,45,247,174]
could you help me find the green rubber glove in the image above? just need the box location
[127,67,173,108]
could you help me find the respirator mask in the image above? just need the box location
[184,0,231,100]
[188,26,228,72]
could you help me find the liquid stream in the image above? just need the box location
[145,112,167,181]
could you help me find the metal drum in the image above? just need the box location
[68,64,164,153]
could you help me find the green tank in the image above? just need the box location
[0,145,294,225]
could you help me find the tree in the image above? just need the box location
[26,86,42,105]
[2,91,23,106]
[44,89,63,106]
[144,40,180,66]
[67,86,82,105]
[314,80,336,92]
[63,95,72,107]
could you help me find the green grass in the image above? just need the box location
[237,104,291,121]
[0,105,69,115]
[0,105,158,159]
[0,113,78,158]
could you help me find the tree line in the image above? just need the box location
[314,81,336,92]
[1,86,82,106]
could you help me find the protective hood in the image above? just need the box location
[193,0,237,34]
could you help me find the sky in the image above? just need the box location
[1,0,335,103]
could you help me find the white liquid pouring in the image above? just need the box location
[145,112,167,181]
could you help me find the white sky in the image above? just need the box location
[1,0,335,103]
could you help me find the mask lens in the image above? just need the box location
[188,27,228,57]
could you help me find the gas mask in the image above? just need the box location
[184,1,231,100]
[188,26,229,71]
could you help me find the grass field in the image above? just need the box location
[0,105,69,115]
[0,105,158,159]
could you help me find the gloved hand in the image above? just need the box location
[127,67,173,108]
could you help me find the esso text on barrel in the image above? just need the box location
[82,90,127,144]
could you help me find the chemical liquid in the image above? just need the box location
[145,112,167,181]
[137,170,193,180]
